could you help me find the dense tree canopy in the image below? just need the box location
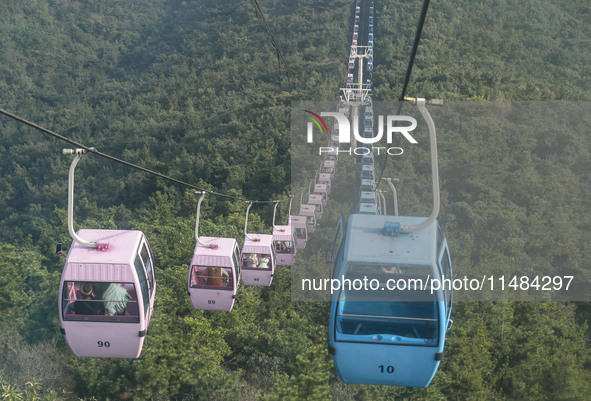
[0,0,590,400]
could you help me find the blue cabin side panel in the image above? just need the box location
[331,336,442,387]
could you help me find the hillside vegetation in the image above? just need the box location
[0,0,590,399]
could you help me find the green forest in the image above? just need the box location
[1,0,590,399]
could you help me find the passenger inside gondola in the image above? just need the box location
[102,283,132,316]
[243,253,259,267]
[73,283,104,315]
[204,266,230,287]
[63,281,139,321]
[242,253,272,269]
[275,241,294,254]
[190,266,231,288]
[257,255,271,269]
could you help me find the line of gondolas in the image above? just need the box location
[0,1,453,388]
[0,116,295,358]
[0,1,305,360]
[318,0,454,387]
[58,146,300,357]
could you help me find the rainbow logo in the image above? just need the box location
[304,110,329,136]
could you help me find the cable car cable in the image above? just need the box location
[249,0,305,100]
[0,107,285,204]
[375,0,431,185]
[399,0,431,103]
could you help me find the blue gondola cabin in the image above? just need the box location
[329,214,453,387]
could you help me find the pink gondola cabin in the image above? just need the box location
[273,223,296,266]
[188,237,241,311]
[241,234,275,286]
[59,229,156,358]
[290,216,308,249]
[308,194,324,220]
[299,204,317,234]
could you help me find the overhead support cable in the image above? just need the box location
[376,0,431,184]
[0,107,285,204]
[250,0,305,99]
[399,0,431,102]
